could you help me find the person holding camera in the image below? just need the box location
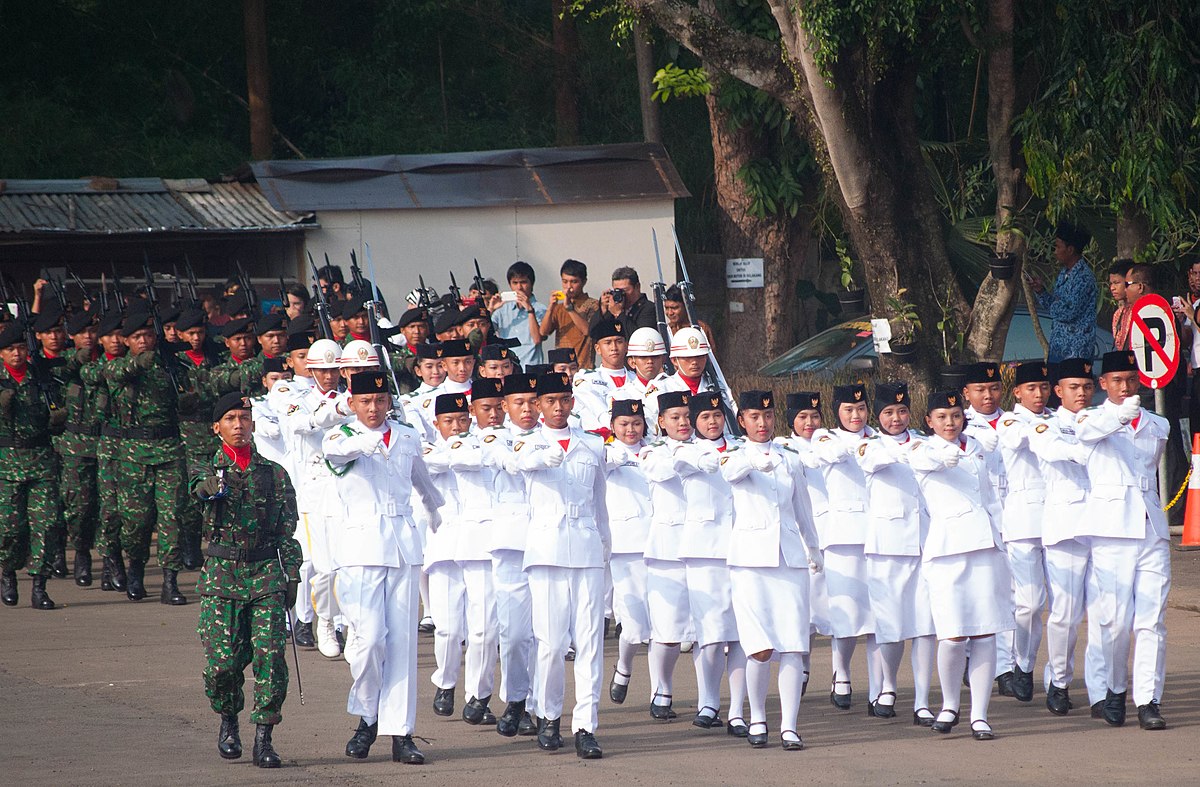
[490,262,546,368]
[540,260,599,369]
[592,267,657,333]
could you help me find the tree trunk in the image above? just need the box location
[633,24,663,144]
[1116,202,1151,259]
[243,0,273,160]
[551,0,581,146]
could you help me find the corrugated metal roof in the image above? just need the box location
[0,178,313,235]
[251,142,690,212]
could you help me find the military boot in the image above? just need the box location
[1,569,17,606]
[74,549,93,587]
[218,714,242,759]
[30,575,55,610]
[110,553,127,591]
[181,530,202,571]
[160,568,187,605]
[50,548,68,579]
[252,724,281,768]
[126,560,147,601]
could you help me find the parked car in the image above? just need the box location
[758,305,1114,376]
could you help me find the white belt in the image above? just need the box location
[372,502,413,517]
[564,503,595,518]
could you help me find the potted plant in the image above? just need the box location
[933,283,968,387]
[884,288,921,363]
[835,240,866,314]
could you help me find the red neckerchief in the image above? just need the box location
[105,352,121,361]
[264,352,276,360]
[959,438,968,451]
[681,374,701,395]
[381,428,392,447]
[637,374,650,386]
[43,349,58,360]
[221,443,252,471]
[4,362,26,384]
[604,367,627,388]
[231,354,249,365]
[350,332,368,342]
[987,416,999,430]
[714,437,728,453]
[558,439,570,452]
[1131,415,1141,431]
[407,343,418,355]
[185,349,206,366]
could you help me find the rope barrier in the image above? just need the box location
[1164,468,1191,511]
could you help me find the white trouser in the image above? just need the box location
[1088,533,1171,706]
[1042,539,1088,690]
[427,560,497,699]
[1007,539,1047,673]
[1084,561,1107,706]
[528,565,605,733]
[294,558,315,624]
[310,568,340,623]
[492,549,536,712]
[337,564,420,736]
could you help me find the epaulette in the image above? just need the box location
[779,443,798,454]
[519,428,536,436]
[648,440,665,448]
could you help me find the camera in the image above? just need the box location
[608,288,625,305]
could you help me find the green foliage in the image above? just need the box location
[835,239,857,290]
[886,288,922,334]
[652,64,711,101]
[797,0,966,78]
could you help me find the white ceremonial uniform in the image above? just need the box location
[511,424,611,733]
[251,387,289,470]
[604,439,652,647]
[402,382,440,442]
[639,437,697,645]
[1027,406,1100,697]
[996,404,1053,677]
[1075,399,1171,708]
[781,434,832,636]
[323,417,444,737]
[623,371,669,403]
[572,365,632,432]
[676,438,739,646]
[640,373,695,436]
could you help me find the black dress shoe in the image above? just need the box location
[1138,702,1166,730]
[160,568,187,605]
[462,695,495,725]
[496,700,524,737]
[726,717,749,738]
[1046,684,1070,716]
[913,708,935,727]
[830,682,852,710]
[51,549,68,579]
[1091,700,1104,719]
[73,549,92,586]
[0,570,16,606]
[126,560,147,601]
[574,729,603,759]
[970,720,995,741]
[746,722,768,749]
[780,731,803,751]
[537,717,563,751]
[392,735,425,764]
[692,707,724,729]
[252,724,281,768]
[218,714,242,759]
[650,693,676,720]
[1103,690,1127,727]
[931,709,959,734]
[868,691,897,718]
[30,575,55,610]
[432,686,455,717]
[1011,667,1034,702]
[609,669,630,704]
[517,711,537,736]
[995,671,1016,697]
[293,621,315,648]
[345,718,378,758]
[418,616,435,633]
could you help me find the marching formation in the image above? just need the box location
[0,257,1171,769]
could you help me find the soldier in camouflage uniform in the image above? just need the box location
[193,391,301,769]
[55,310,102,586]
[0,321,66,610]
[102,308,194,604]
[176,308,222,570]
[83,309,129,591]
[207,317,265,399]
[33,308,71,578]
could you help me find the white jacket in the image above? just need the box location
[910,434,1003,559]
[719,439,820,569]
[1027,406,1091,547]
[996,404,1052,542]
[481,423,531,554]
[856,430,927,556]
[808,427,873,546]
[676,438,734,560]
[603,440,651,555]
[639,436,692,562]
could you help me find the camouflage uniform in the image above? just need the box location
[54,348,101,554]
[207,354,266,399]
[0,365,63,577]
[178,349,220,567]
[192,443,301,724]
[81,353,125,561]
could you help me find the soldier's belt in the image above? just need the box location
[179,413,211,423]
[101,425,122,438]
[113,425,181,440]
[206,544,277,562]
[64,423,101,437]
[0,436,50,449]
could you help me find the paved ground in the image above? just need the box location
[5,546,1200,785]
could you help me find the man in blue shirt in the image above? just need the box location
[490,261,547,368]
[1033,222,1098,362]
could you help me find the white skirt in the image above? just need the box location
[645,558,694,643]
[610,553,651,644]
[923,549,1016,639]
[730,564,810,654]
[864,554,935,643]
[823,544,875,637]
[809,566,832,636]
[683,558,739,646]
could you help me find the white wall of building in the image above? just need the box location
[300,199,678,304]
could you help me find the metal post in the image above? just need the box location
[1156,387,1169,507]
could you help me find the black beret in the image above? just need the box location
[349,371,389,395]
[125,298,152,316]
[480,344,513,362]
[434,392,470,415]
[262,356,286,375]
[589,318,627,343]
[221,293,251,317]
[501,372,539,396]
[1013,362,1049,386]
[416,342,444,360]
[470,377,504,401]
[535,371,572,396]
[873,382,910,415]
[175,309,207,333]
[688,392,723,418]
[287,312,315,336]
[1102,350,1138,374]
[611,398,645,419]
[439,339,472,358]
[964,362,1001,385]
[739,390,774,411]
[220,317,254,339]
[65,310,96,336]
[96,310,124,337]
[1055,357,1095,381]
[341,299,367,319]
[212,391,253,421]
[433,308,462,334]
[657,390,691,412]
[927,390,965,411]
[0,322,26,350]
[31,309,64,333]
[121,311,154,337]
[157,305,180,325]
[456,304,482,325]
[255,312,286,335]
[548,348,578,366]
[832,383,866,406]
[396,307,428,329]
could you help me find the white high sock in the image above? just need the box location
[615,639,637,685]
[831,636,856,693]
[727,641,748,721]
[649,642,680,702]
[878,641,904,704]
[746,657,772,725]
[937,639,968,714]
[865,634,881,701]
[694,643,724,716]
[911,635,936,711]
[778,652,806,736]
[968,635,997,725]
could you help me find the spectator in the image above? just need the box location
[282,283,310,320]
[1031,222,1097,362]
[663,284,716,351]
[1171,257,1200,442]
[592,266,657,332]
[1108,259,1135,350]
[540,259,600,368]
[489,261,546,367]
[316,264,347,301]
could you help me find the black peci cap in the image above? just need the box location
[739,390,774,411]
[434,392,470,415]
[536,371,572,396]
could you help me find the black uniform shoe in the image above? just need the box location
[780,731,804,751]
[30,575,55,610]
[73,549,92,586]
[931,709,959,734]
[1138,702,1166,730]
[574,729,603,759]
[650,692,676,720]
[913,708,936,727]
[517,711,537,736]
[345,718,378,758]
[51,549,68,579]
[392,735,425,764]
[692,707,724,729]
[830,680,852,710]
[1,570,16,606]
[726,717,749,737]
[160,568,187,605]
[293,621,315,648]
[126,560,147,601]
[746,722,768,749]
[868,691,897,718]
[108,554,127,592]
[218,714,242,759]
[462,695,496,725]
[995,672,1016,697]
[1046,684,1071,716]
[418,615,435,633]
[1103,689,1127,727]
[252,724,281,768]
[971,720,995,741]
[433,686,455,716]
[496,700,525,737]
[537,717,563,751]
[1011,667,1034,702]
[609,669,630,704]
[1090,700,1104,719]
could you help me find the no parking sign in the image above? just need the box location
[1129,294,1180,389]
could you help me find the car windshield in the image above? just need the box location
[758,321,874,374]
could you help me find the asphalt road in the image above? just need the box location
[4,547,1200,785]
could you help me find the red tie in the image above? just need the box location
[1131,416,1140,431]
[382,429,392,447]
[558,439,570,452]
[612,374,626,388]
[988,417,999,430]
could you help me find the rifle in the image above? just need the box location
[99,272,110,314]
[278,275,288,315]
[7,279,62,414]
[363,243,402,398]
[110,263,128,311]
[349,248,366,301]
[650,228,676,377]
[171,264,184,307]
[42,270,69,315]
[183,256,201,307]
[67,268,93,311]
[307,252,333,340]
[142,259,185,393]
[448,271,462,308]
[670,226,741,435]
[235,260,259,316]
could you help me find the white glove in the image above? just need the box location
[425,506,442,533]
[354,430,385,455]
[697,451,720,473]
[1117,395,1141,425]
[973,427,999,452]
[1071,443,1092,464]
[808,552,824,573]
[543,447,566,468]
[941,443,961,468]
[749,449,773,472]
